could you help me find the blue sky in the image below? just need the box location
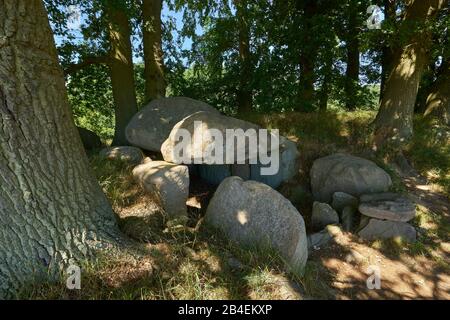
[57,3,198,63]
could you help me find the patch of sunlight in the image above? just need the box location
[237,210,249,225]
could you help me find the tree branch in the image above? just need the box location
[64,56,111,75]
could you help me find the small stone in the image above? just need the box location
[77,127,103,151]
[331,192,358,213]
[100,146,145,166]
[227,257,244,270]
[307,225,342,252]
[311,202,339,231]
[341,206,361,232]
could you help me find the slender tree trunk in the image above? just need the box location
[373,0,446,150]
[319,54,333,111]
[0,0,120,297]
[142,0,166,104]
[344,3,360,111]
[424,59,450,125]
[235,0,253,114]
[379,0,396,102]
[297,0,318,111]
[107,1,138,146]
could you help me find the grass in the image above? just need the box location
[20,157,323,300]
[18,111,450,300]
[407,117,450,198]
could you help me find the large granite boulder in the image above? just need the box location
[77,127,103,151]
[161,111,265,163]
[133,161,189,220]
[358,219,417,242]
[310,154,392,202]
[248,137,300,188]
[99,146,145,166]
[162,111,299,188]
[205,177,308,275]
[126,97,220,152]
[359,193,416,222]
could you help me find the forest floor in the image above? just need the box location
[20,111,450,300]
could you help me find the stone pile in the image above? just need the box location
[309,154,417,243]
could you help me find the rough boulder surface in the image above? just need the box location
[162,111,299,188]
[310,153,392,202]
[133,161,189,220]
[126,97,220,152]
[311,202,339,231]
[206,177,308,275]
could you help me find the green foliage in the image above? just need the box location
[68,64,115,140]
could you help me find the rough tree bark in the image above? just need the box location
[107,0,138,146]
[0,0,120,298]
[235,0,253,114]
[373,0,446,151]
[344,1,360,111]
[142,0,166,103]
[424,59,450,125]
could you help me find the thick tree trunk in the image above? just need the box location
[373,0,446,150]
[0,0,120,297]
[142,0,166,104]
[107,1,138,146]
[235,0,253,115]
[344,3,360,111]
[299,54,315,109]
[424,59,450,125]
[380,46,394,102]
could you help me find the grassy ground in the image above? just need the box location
[19,111,450,300]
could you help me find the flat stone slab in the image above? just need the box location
[358,219,416,242]
[359,193,415,222]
